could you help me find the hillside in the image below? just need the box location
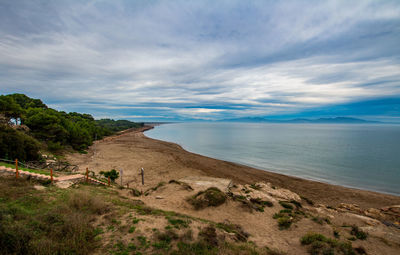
[0,93,143,161]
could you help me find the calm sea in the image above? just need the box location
[146,122,400,196]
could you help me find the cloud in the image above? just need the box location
[0,0,399,121]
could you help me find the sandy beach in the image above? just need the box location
[67,126,400,209]
[64,126,400,254]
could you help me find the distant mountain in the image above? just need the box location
[219,117,382,124]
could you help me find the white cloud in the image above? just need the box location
[0,0,399,120]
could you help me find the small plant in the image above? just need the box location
[290,200,302,208]
[100,169,119,182]
[249,183,262,190]
[279,201,294,210]
[351,226,368,240]
[130,188,142,197]
[300,233,356,255]
[277,216,292,229]
[167,217,190,229]
[215,222,249,242]
[132,217,141,224]
[128,226,136,233]
[333,230,340,239]
[137,236,147,247]
[300,196,314,206]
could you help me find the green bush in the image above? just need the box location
[187,187,226,209]
[279,201,294,210]
[300,233,357,255]
[100,169,119,182]
[0,125,41,161]
[350,226,368,240]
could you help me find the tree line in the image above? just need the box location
[0,93,143,161]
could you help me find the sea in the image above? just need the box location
[146,122,400,196]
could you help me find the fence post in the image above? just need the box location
[141,167,144,185]
[86,167,89,183]
[108,176,110,186]
[15,159,19,179]
[50,168,53,184]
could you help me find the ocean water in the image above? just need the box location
[146,122,400,196]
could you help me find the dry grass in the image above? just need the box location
[68,190,110,215]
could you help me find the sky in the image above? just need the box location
[0,0,400,122]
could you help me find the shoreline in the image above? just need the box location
[68,127,400,209]
[147,136,400,197]
[140,128,400,209]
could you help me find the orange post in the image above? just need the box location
[108,176,110,186]
[50,168,53,183]
[15,159,19,179]
[86,167,89,183]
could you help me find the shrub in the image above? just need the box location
[300,233,357,255]
[100,169,119,182]
[187,187,226,209]
[277,216,292,229]
[350,226,368,240]
[301,233,328,245]
[199,226,219,246]
[279,201,294,210]
[68,190,109,215]
[215,222,249,242]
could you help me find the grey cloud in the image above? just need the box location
[0,0,399,120]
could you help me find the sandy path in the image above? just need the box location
[66,126,400,209]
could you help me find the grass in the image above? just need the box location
[167,216,191,229]
[300,233,356,255]
[0,177,107,254]
[0,162,54,176]
[215,222,249,242]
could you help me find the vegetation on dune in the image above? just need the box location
[0,176,287,255]
[0,93,143,161]
[300,232,359,255]
[187,187,227,210]
[0,178,108,254]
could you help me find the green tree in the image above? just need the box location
[0,124,41,161]
[0,95,23,124]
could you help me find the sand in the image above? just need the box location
[66,126,400,254]
[67,126,400,209]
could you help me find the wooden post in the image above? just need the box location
[127,183,129,189]
[108,176,111,186]
[15,159,19,179]
[141,168,144,185]
[86,167,89,183]
[50,168,53,184]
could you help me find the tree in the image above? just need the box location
[0,124,41,161]
[0,95,23,124]
[100,169,119,182]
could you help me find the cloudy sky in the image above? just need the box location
[1,0,399,122]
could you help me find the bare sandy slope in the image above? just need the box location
[67,127,400,209]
